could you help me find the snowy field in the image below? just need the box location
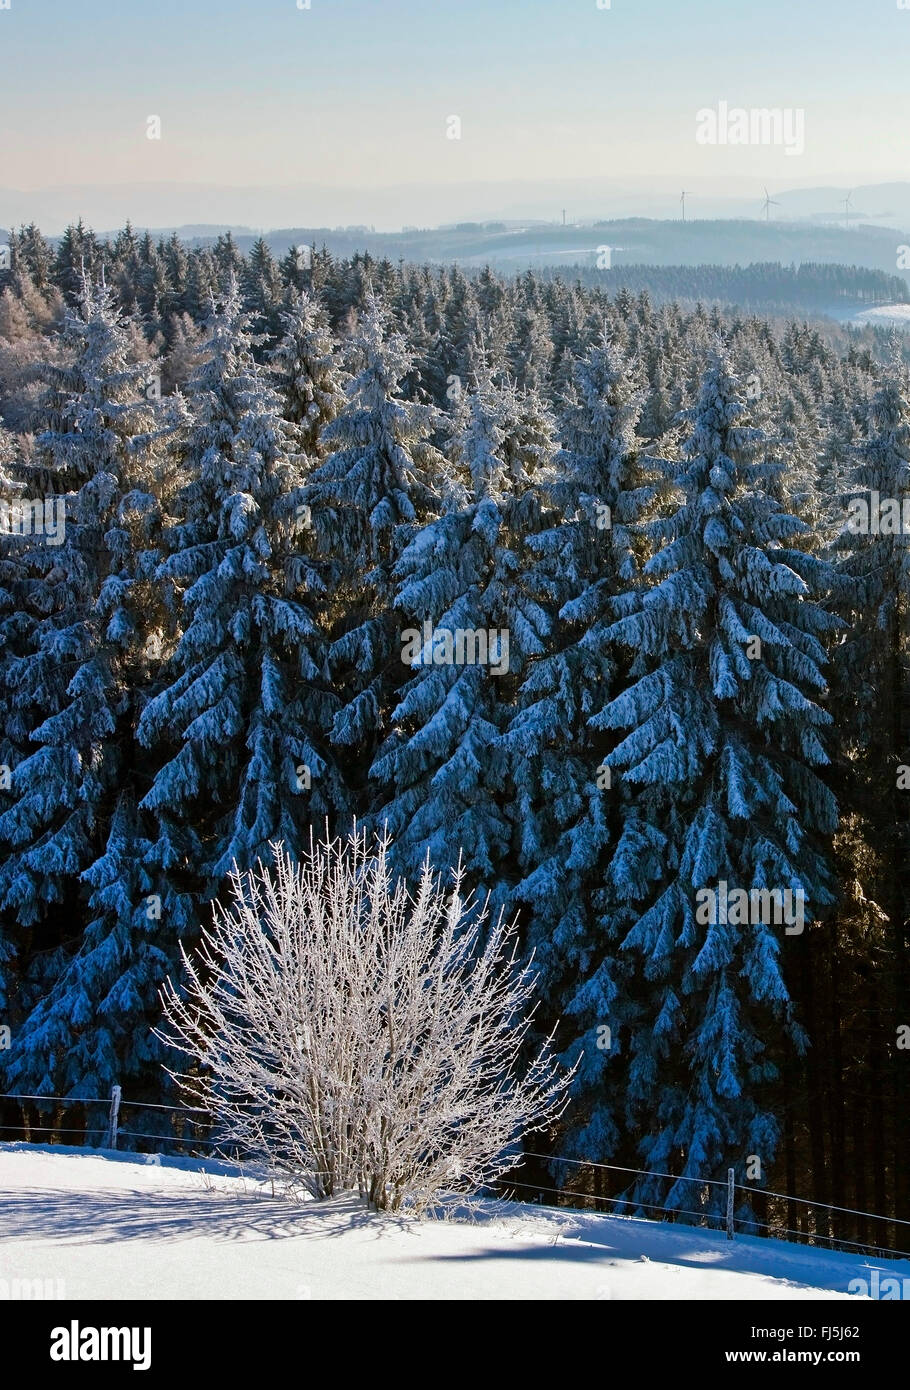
[0,1144,902,1301]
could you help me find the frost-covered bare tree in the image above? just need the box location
[158,827,571,1213]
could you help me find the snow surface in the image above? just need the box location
[0,1144,903,1301]
[850,303,910,329]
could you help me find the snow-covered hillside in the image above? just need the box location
[850,303,910,329]
[0,1145,901,1301]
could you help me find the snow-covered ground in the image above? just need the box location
[850,303,910,329]
[0,1144,903,1301]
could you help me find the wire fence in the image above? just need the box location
[504,1151,910,1261]
[0,1088,217,1160]
[2,1088,908,1260]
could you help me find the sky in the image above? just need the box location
[1,0,909,231]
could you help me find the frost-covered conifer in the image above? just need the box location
[372,373,552,895]
[268,291,346,459]
[0,276,173,1096]
[503,334,649,1159]
[596,349,839,1209]
[302,294,444,796]
[138,277,341,912]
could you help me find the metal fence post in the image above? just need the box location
[726,1167,735,1240]
[107,1084,121,1150]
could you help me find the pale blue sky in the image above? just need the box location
[1,0,908,227]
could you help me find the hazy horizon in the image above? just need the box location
[4,0,910,234]
[5,176,910,240]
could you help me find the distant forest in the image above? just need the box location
[544,261,909,313]
[0,221,908,1253]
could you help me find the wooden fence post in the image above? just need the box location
[107,1084,121,1150]
[727,1167,735,1240]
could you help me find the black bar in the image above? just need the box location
[0,1300,903,1375]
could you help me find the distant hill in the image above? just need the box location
[159,218,910,289]
[851,303,910,330]
[771,183,910,230]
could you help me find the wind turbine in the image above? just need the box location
[680,190,692,222]
[842,191,853,229]
[761,186,781,222]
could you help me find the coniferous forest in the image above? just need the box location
[0,223,908,1250]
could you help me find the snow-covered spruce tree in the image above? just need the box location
[595,347,840,1215]
[21,404,189,1112]
[434,268,477,401]
[816,371,861,536]
[833,364,910,745]
[268,290,346,460]
[161,313,206,395]
[0,424,28,1023]
[502,333,652,1161]
[52,220,102,305]
[778,385,823,523]
[831,363,910,1214]
[301,293,445,800]
[158,828,571,1213]
[137,276,344,926]
[0,276,176,1099]
[640,359,675,443]
[549,285,584,398]
[411,287,449,407]
[508,275,554,393]
[0,423,27,780]
[371,372,553,899]
[241,237,284,339]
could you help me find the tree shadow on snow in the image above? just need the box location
[0,1187,417,1245]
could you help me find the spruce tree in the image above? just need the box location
[832,364,910,1221]
[302,294,445,800]
[597,348,839,1212]
[268,290,346,459]
[0,276,172,1097]
[137,276,340,909]
[372,373,552,896]
[503,334,649,1159]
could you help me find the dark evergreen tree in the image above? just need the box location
[0,277,173,1097]
[597,350,840,1212]
[302,294,444,800]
